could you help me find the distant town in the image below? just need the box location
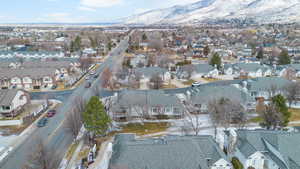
[0,22,300,169]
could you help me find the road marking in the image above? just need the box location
[45,118,66,145]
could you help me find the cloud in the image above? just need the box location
[37,12,91,23]
[80,0,122,8]
[78,6,96,12]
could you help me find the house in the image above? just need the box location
[225,129,300,169]
[186,85,255,112]
[287,64,300,78]
[0,51,64,58]
[0,89,30,117]
[176,64,219,79]
[130,54,147,68]
[233,63,272,78]
[134,67,171,81]
[0,68,58,90]
[240,77,292,99]
[110,90,184,121]
[109,134,232,169]
[223,64,234,75]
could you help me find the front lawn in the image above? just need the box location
[182,79,196,85]
[119,122,169,136]
[289,108,300,121]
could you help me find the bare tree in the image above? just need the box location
[150,73,163,89]
[73,96,86,114]
[208,98,245,139]
[65,108,83,140]
[148,38,163,53]
[284,82,300,108]
[267,85,278,99]
[23,138,60,169]
[101,68,114,90]
[260,102,283,130]
[79,57,93,73]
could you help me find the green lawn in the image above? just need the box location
[248,116,263,123]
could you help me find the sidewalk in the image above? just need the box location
[66,140,84,169]
[88,139,113,169]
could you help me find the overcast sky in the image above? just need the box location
[0,0,199,23]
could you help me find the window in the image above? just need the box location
[152,107,159,113]
[165,107,171,113]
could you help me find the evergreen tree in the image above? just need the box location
[256,48,264,59]
[278,50,291,65]
[142,33,147,41]
[209,53,222,69]
[272,95,291,127]
[82,96,111,136]
[260,94,291,129]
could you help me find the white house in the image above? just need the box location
[134,66,171,82]
[177,64,219,79]
[0,89,30,117]
[110,90,184,121]
[225,129,300,169]
[233,63,272,78]
[239,77,292,100]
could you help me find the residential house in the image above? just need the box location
[176,64,219,79]
[0,68,58,90]
[130,54,147,68]
[233,63,272,78]
[287,64,300,78]
[134,66,171,82]
[0,89,30,117]
[0,51,64,58]
[109,134,232,169]
[110,90,184,121]
[225,129,300,169]
[239,77,292,100]
[186,85,254,112]
[223,64,234,75]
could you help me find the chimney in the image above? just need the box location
[206,158,212,167]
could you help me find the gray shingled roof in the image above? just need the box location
[134,67,168,77]
[0,61,74,69]
[113,90,184,111]
[233,63,271,72]
[189,85,254,106]
[243,77,292,92]
[0,89,19,106]
[0,68,57,79]
[235,130,300,169]
[109,134,230,169]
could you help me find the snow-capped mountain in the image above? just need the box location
[123,0,300,25]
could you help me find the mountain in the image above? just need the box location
[123,0,300,25]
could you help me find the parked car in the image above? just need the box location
[93,74,99,78]
[51,85,57,90]
[47,110,57,117]
[85,76,90,80]
[37,118,48,127]
[191,82,202,87]
[85,82,92,88]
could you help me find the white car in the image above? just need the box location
[191,82,201,87]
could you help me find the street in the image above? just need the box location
[0,36,129,169]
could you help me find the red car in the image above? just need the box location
[47,110,57,118]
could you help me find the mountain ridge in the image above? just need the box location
[123,0,300,25]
